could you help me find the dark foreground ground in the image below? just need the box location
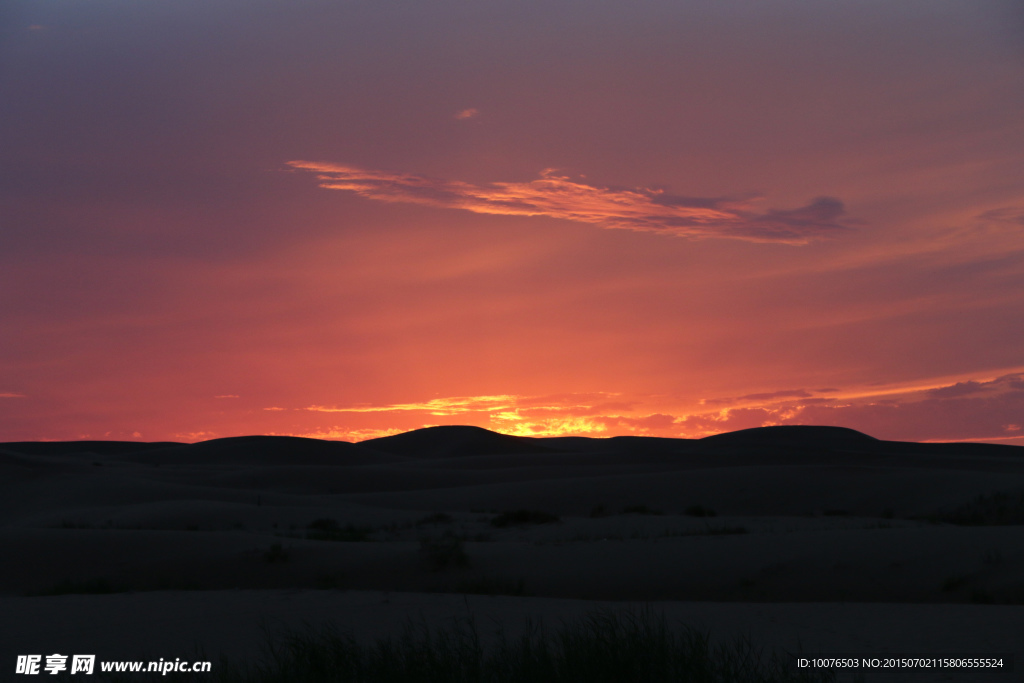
[2,425,1022,681]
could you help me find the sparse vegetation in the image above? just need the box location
[108,609,844,682]
[685,505,717,518]
[589,504,609,518]
[490,509,560,527]
[925,489,1024,526]
[822,509,849,517]
[419,533,470,571]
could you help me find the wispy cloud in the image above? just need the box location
[678,373,1024,443]
[455,108,479,120]
[303,393,606,417]
[978,206,1024,226]
[288,161,849,244]
[0,393,25,398]
[702,389,814,406]
[305,394,521,416]
[214,394,239,399]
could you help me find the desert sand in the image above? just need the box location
[1,425,1022,681]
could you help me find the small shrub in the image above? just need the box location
[880,508,895,519]
[823,509,850,517]
[419,533,470,571]
[589,504,609,518]
[685,505,716,518]
[490,509,560,527]
[621,504,663,516]
[926,489,1024,526]
[264,543,289,564]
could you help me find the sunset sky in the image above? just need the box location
[2,0,1023,444]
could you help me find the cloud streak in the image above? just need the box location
[304,393,609,417]
[288,161,849,243]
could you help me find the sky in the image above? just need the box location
[2,0,1024,444]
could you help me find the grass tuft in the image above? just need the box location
[104,608,843,682]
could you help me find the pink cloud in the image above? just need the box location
[288,161,849,244]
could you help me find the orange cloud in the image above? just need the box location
[288,161,849,243]
[0,393,25,398]
[305,394,521,415]
[455,108,479,120]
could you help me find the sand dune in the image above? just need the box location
[2,425,1023,680]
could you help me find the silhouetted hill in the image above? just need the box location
[697,425,878,449]
[361,425,556,458]
[131,435,397,466]
[0,441,182,457]
[4,426,1021,466]
[0,436,396,466]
